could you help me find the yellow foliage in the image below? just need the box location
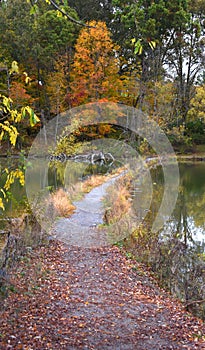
[0,94,40,145]
[0,169,25,211]
[4,169,25,191]
[46,56,68,114]
[98,124,111,135]
[187,85,205,122]
[0,63,39,210]
[0,61,40,210]
[0,197,4,210]
[0,122,19,146]
[9,61,19,75]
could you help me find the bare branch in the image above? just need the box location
[185,299,205,308]
[49,0,95,28]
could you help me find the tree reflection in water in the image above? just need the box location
[126,162,205,320]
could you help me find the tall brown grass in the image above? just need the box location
[67,166,127,201]
[103,175,132,225]
[48,188,76,217]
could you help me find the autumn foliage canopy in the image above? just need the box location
[68,21,123,107]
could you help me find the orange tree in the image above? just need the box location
[68,20,124,107]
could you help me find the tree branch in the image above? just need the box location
[185,299,205,308]
[49,0,95,28]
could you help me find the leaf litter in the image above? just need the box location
[0,240,205,349]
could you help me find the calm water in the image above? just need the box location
[140,161,205,319]
[151,162,205,248]
[1,158,205,245]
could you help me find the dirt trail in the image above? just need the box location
[0,240,205,349]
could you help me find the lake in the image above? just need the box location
[130,160,205,320]
[151,161,205,248]
[1,158,205,249]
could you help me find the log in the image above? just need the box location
[48,152,115,165]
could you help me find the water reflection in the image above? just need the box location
[132,161,205,320]
[48,159,121,190]
[159,162,205,247]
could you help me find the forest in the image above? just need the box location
[0,0,205,153]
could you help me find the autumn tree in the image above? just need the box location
[188,85,205,122]
[0,0,78,116]
[185,85,205,143]
[68,21,123,107]
[46,56,69,115]
[112,0,205,121]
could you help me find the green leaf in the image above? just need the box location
[22,106,40,126]
[30,4,38,15]
[134,40,143,55]
[29,109,40,127]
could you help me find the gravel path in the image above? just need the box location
[53,173,125,248]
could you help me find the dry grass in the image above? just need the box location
[67,166,127,201]
[46,167,128,221]
[81,174,110,193]
[103,175,132,225]
[101,174,137,244]
[48,188,76,217]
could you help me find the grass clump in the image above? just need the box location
[103,174,132,225]
[48,188,76,217]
